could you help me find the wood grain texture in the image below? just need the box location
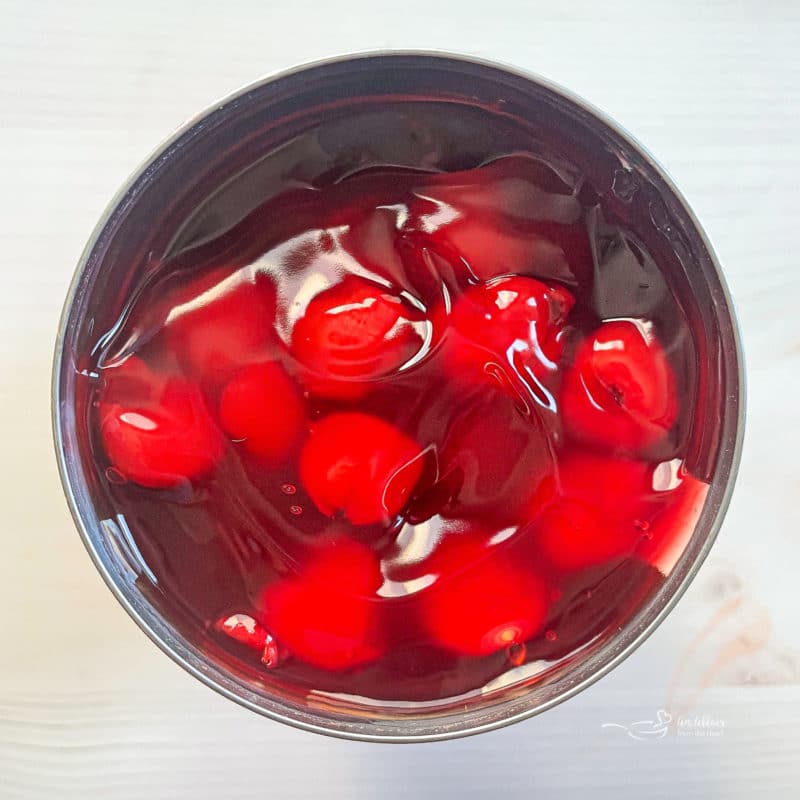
[1,0,799,797]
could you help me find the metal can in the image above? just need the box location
[52,52,744,742]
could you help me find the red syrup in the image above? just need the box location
[85,147,707,703]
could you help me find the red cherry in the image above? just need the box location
[260,539,384,670]
[409,156,592,285]
[219,361,305,461]
[452,276,574,352]
[447,276,574,397]
[299,412,424,525]
[535,501,640,571]
[530,453,650,570]
[163,266,277,386]
[291,275,424,398]
[419,537,548,656]
[98,356,224,489]
[303,536,385,594]
[560,319,678,455]
[530,452,698,572]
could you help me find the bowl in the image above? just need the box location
[52,52,744,742]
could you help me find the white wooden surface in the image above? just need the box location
[2,1,799,797]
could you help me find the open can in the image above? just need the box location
[52,52,744,742]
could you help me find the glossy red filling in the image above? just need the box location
[87,153,706,698]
